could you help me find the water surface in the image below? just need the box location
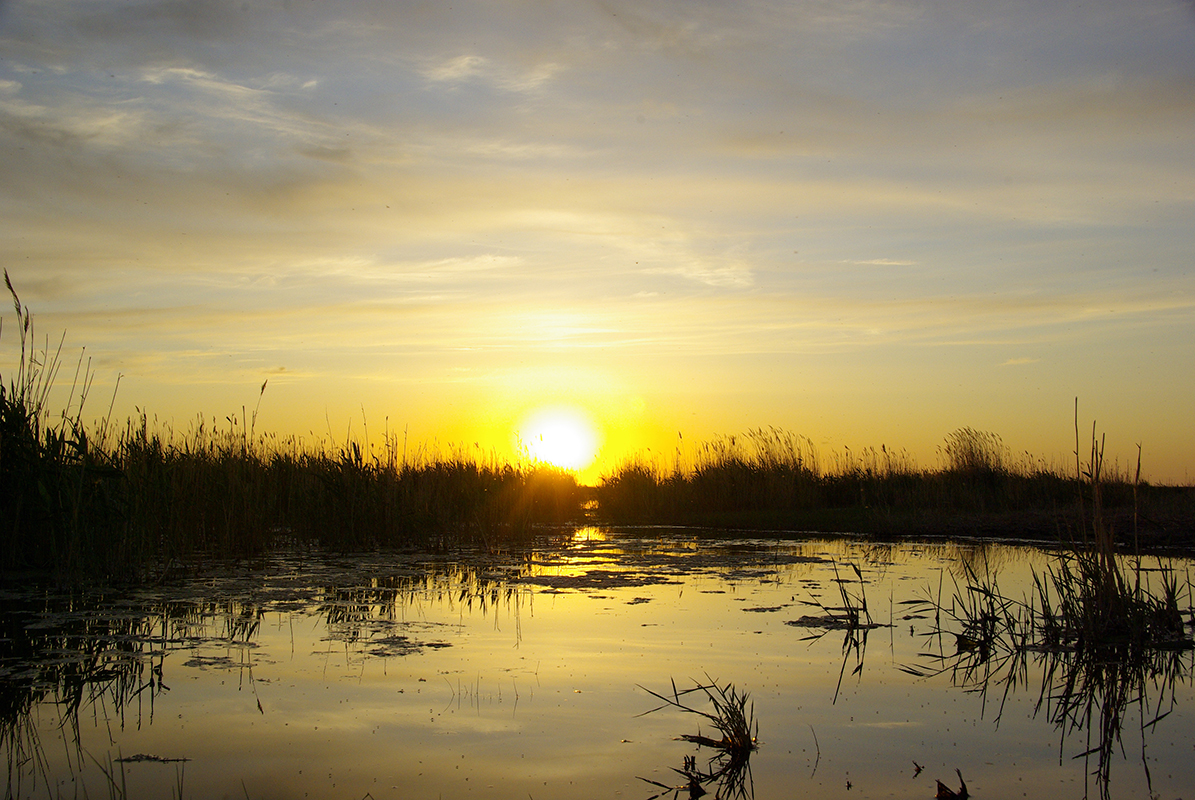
[3,529,1192,799]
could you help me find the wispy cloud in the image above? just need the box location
[419,54,562,92]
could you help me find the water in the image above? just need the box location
[2,529,1193,800]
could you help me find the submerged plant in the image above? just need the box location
[638,676,758,799]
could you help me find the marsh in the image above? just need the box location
[3,530,1192,799]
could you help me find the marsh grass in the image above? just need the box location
[638,676,757,799]
[903,422,1195,799]
[785,561,887,703]
[1,275,585,583]
[596,425,1185,543]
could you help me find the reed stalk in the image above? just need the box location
[638,676,757,800]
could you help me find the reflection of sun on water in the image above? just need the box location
[519,407,599,471]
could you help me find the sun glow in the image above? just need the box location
[519,407,600,472]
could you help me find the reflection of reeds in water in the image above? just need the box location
[907,564,1192,800]
[0,596,179,798]
[1,554,543,798]
[785,561,885,703]
[904,424,1195,800]
[317,564,531,652]
[638,677,758,800]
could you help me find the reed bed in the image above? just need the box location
[902,424,1195,800]
[595,426,1188,544]
[1,276,585,583]
[5,275,1192,583]
[1,405,585,582]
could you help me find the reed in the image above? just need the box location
[902,425,1195,799]
[595,424,1186,543]
[786,560,883,703]
[1,275,586,584]
[638,676,757,800]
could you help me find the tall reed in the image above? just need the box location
[1,275,586,583]
[903,420,1194,800]
[595,423,1176,538]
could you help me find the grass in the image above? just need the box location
[4,274,1193,584]
[595,426,1192,545]
[1,274,587,583]
[785,560,885,703]
[901,420,1195,800]
[638,676,758,800]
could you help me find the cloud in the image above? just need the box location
[418,54,562,93]
[642,259,754,288]
[1,0,1192,480]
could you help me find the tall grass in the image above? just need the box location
[903,420,1194,800]
[638,676,757,800]
[595,425,1187,541]
[1,275,585,583]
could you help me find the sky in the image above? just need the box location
[1,0,1193,484]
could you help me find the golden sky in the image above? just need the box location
[2,0,1193,484]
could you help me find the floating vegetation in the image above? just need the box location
[638,677,758,799]
[0,552,536,797]
[0,534,1191,799]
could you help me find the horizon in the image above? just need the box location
[2,1,1193,485]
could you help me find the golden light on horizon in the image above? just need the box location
[518,407,600,472]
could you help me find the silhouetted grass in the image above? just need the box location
[638,676,757,800]
[901,422,1194,800]
[5,275,1192,584]
[1,274,585,583]
[595,426,1192,545]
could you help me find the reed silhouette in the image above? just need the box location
[4,274,1192,586]
[902,427,1195,800]
[638,676,758,800]
[595,426,1190,544]
[1,273,585,583]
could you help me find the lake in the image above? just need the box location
[3,528,1192,800]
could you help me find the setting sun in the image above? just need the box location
[519,407,600,472]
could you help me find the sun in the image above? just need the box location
[519,407,599,471]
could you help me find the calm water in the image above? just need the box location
[2,529,1193,800]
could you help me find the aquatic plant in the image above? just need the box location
[0,274,587,582]
[785,560,886,703]
[0,272,128,577]
[638,676,757,799]
[903,425,1195,800]
[935,768,969,799]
